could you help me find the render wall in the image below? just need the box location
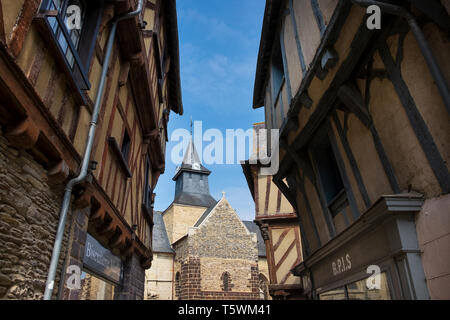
[145,252,174,300]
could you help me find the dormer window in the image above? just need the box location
[192,163,200,170]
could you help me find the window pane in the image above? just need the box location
[48,16,58,33]
[80,271,116,300]
[57,32,68,52]
[66,50,75,68]
[319,287,346,300]
[70,30,80,49]
[347,273,391,300]
[45,0,63,11]
[121,132,131,163]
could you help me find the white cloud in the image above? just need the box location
[177,7,259,114]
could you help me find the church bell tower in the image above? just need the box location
[172,138,216,208]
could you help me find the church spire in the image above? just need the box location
[181,137,202,170]
[172,135,216,208]
[174,132,210,178]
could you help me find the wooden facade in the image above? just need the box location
[242,123,304,299]
[0,0,182,300]
[252,0,449,299]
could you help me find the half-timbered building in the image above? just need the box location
[0,0,182,300]
[242,123,304,299]
[251,0,450,299]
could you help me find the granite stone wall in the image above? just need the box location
[174,198,261,300]
[0,132,70,299]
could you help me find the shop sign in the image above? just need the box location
[83,234,122,284]
[332,253,352,276]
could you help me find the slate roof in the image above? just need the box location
[243,221,267,257]
[194,201,219,227]
[163,0,183,115]
[171,137,216,207]
[173,192,217,208]
[152,211,174,254]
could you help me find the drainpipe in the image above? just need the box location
[43,0,144,300]
[351,0,450,114]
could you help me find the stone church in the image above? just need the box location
[144,139,270,300]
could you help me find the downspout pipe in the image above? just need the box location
[351,0,450,114]
[43,0,144,300]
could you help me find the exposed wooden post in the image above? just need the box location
[9,0,41,57]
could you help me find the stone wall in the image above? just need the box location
[200,257,255,293]
[0,130,146,300]
[187,199,258,261]
[173,198,261,300]
[0,131,70,299]
[178,257,259,300]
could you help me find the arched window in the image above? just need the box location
[259,274,269,300]
[221,272,232,292]
[175,272,181,300]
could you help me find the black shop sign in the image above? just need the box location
[83,234,123,285]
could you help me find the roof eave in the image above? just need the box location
[252,0,284,109]
[164,0,183,115]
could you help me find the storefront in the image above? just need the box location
[293,194,430,300]
[61,206,149,300]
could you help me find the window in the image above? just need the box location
[271,34,285,103]
[311,130,351,234]
[37,0,102,91]
[143,156,152,208]
[316,142,344,206]
[121,131,131,164]
[319,273,392,300]
[77,271,116,300]
[221,272,231,292]
[44,0,86,68]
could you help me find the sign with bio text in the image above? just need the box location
[83,234,123,285]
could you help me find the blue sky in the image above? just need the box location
[153,0,265,221]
